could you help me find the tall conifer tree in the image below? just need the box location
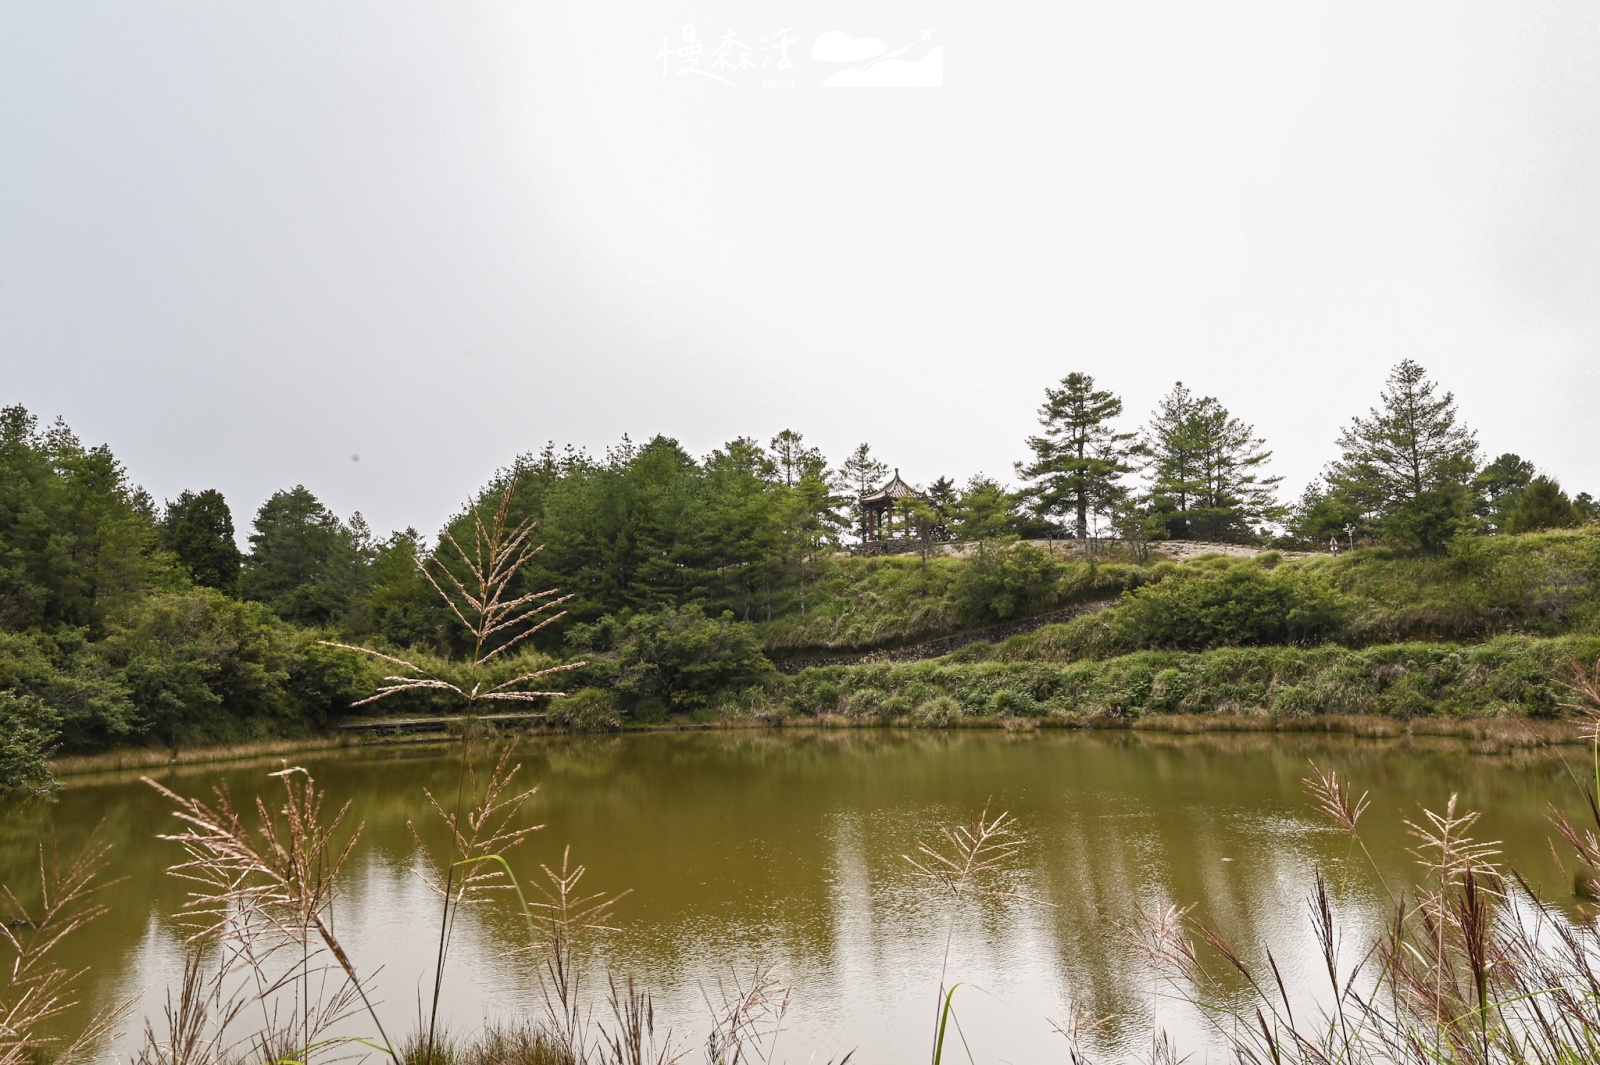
[1326,360,1478,548]
[1143,383,1280,541]
[164,489,242,592]
[1016,373,1135,539]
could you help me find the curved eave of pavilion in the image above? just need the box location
[859,472,922,505]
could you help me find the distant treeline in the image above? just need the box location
[0,359,1595,779]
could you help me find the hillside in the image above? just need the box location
[715,528,1600,728]
[6,385,1600,791]
[755,527,1600,658]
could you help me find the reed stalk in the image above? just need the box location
[0,830,125,1065]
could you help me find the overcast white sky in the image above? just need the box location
[3,1,1598,538]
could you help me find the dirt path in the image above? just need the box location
[889,538,1317,563]
[1147,540,1316,563]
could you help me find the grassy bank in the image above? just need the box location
[715,634,1600,729]
[342,532,1600,740]
[48,709,1593,790]
[14,528,1600,792]
[949,528,1600,664]
[755,525,1600,657]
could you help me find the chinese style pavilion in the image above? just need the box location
[858,469,925,542]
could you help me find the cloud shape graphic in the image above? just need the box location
[823,47,943,88]
[811,31,888,63]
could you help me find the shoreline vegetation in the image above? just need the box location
[48,710,1597,782]
[6,358,1600,796]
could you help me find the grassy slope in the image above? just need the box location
[746,529,1600,723]
[754,549,1150,655]
[754,554,965,653]
[977,528,1600,660]
[1322,528,1600,641]
[756,527,1600,656]
[766,634,1600,724]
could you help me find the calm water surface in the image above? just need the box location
[2,729,1589,1062]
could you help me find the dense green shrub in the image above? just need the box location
[0,629,136,749]
[0,690,59,794]
[1114,562,1345,650]
[953,540,1062,624]
[1382,485,1475,552]
[765,634,1600,724]
[551,687,622,732]
[98,589,300,745]
[0,592,375,753]
[570,605,774,716]
[1504,477,1580,534]
[282,632,379,728]
[912,695,964,727]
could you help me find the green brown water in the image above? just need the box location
[2,728,1590,1062]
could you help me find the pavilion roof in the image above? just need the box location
[860,469,921,505]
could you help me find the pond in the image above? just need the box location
[1,728,1590,1062]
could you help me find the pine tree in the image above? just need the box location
[1286,480,1359,547]
[1327,360,1479,548]
[1142,383,1203,538]
[949,475,1021,541]
[1472,453,1535,533]
[1015,373,1135,539]
[166,489,243,592]
[0,405,163,632]
[775,468,843,615]
[925,476,957,541]
[840,443,889,498]
[1504,476,1578,534]
[839,442,890,540]
[1183,397,1282,540]
[1328,359,1478,515]
[1142,383,1280,541]
[768,429,825,488]
[241,486,369,626]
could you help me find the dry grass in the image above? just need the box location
[143,765,391,1061]
[322,480,583,710]
[1106,655,1600,1065]
[412,749,543,1065]
[904,805,1040,1064]
[699,962,790,1065]
[520,846,630,1064]
[129,751,783,1065]
[0,831,125,1065]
